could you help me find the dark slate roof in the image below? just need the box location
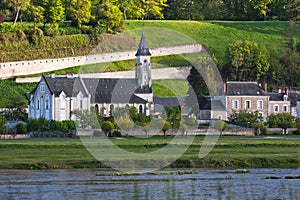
[201,100,226,111]
[135,32,151,56]
[268,91,300,106]
[82,78,149,104]
[44,75,88,97]
[153,97,186,113]
[226,82,266,96]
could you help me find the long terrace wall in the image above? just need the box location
[0,44,201,79]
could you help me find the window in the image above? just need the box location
[257,100,263,109]
[232,100,239,109]
[60,95,66,109]
[110,104,114,113]
[283,105,288,113]
[80,100,83,109]
[40,84,45,92]
[139,105,143,114]
[245,100,251,109]
[45,99,49,110]
[274,105,279,112]
[37,100,40,110]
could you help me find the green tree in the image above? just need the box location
[1,95,27,121]
[163,106,181,129]
[101,121,115,136]
[116,114,134,135]
[286,0,300,20]
[4,0,30,25]
[268,113,295,134]
[65,0,91,27]
[161,120,170,137]
[296,118,300,134]
[229,40,270,81]
[252,122,265,135]
[42,0,65,27]
[93,0,122,33]
[72,108,99,129]
[24,5,45,26]
[214,120,228,136]
[229,110,262,127]
[140,122,151,137]
[179,121,188,136]
[16,123,27,134]
[250,0,272,20]
[0,116,6,134]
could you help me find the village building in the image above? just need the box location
[27,33,153,121]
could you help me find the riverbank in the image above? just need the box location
[0,136,299,170]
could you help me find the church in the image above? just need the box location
[27,33,154,121]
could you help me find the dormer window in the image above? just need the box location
[283,95,288,101]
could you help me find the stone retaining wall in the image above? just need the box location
[0,44,201,79]
[0,134,30,140]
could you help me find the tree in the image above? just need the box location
[140,123,151,137]
[116,114,134,135]
[101,121,114,136]
[214,120,228,136]
[252,122,265,135]
[0,116,6,134]
[1,95,27,121]
[286,0,300,20]
[163,106,181,129]
[128,0,167,20]
[25,4,45,26]
[42,0,65,28]
[228,40,270,81]
[229,110,262,127]
[4,0,30,25]
[250,0,272,20]
[65,0,91,27]
[179,121,188,136]
[268,113,295,134]
[72,108,99,129]
[162,120,170,137]
[296,118,300,134]
[93,0,122,33]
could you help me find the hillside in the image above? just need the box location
[0,20,298,107]
[125,20,296,66]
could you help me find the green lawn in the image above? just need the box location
[0,137,299,169]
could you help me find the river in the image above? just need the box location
[0,168,299,199]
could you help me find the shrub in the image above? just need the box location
[43,26,60,36]
[111,130,122,137]
[16,123,27,134]
[0,22,14,33]
[26,27,44,45]
[296,118,300,135]
[101,121,114,136]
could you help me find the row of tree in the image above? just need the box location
[1,0,299,29]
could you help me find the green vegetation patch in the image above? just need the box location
[0,138,299,169]
[152,79,189,97]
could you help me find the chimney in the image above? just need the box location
[264,83,267,92]
[223,82,227,94]
[50,72,55,78]
[285,87,288,96]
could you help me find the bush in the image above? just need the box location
[43,26,60,36]
[16,123,27,134]
[296,118,300,135]
[26,27,44,45]
[0,22,14,33]
[111,130,122,137]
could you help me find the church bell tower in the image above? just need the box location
[135,31,152,89]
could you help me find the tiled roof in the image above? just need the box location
[226,82,266,96]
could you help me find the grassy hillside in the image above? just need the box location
[1,20,298,107]
[125,20,297,66]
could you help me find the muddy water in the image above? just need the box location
[0,168,299,199]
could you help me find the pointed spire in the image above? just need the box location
[135,31,151,56]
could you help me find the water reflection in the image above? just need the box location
[0,169,299,199]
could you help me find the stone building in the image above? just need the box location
[27,33,153,121]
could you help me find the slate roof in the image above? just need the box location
[135,32,151,56]
[201,100,226,111]
[226,82,266,96]
[82,78,149,104]
[268,91,300,106]
[44,75,88,97]
[153,97,190,114]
